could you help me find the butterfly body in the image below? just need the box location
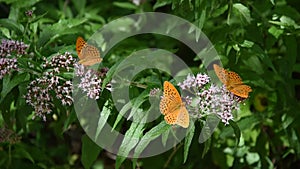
[76,37,102,66]
[213,64,252,98]
[160,81,189,128]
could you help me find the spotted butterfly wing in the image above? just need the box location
[229,84,252,98]
[227,71,243,85]
[160,81,189,128]
[213,64,228,85]
[164,106,189,128]
[213,64,252,98]
[160,81,182,115]
[76,37,86,60]
[225,67,252,98]
[76,37,102,66]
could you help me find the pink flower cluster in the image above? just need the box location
[0,39,28,57]
[25,52,75,121]
[0,39,29,79]
[179,73,240,125]
[0,58,17,79]
[74,64,110,100]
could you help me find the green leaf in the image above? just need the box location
[16,83,30,131]
[229,120,241,146]
[183,123,195,163]
[81,134,102,169]
[243,55,264,75]
[62,109,77,132]
[71,0,86,14]
[281,114,295,129]
[116,111,145,169]
[161,127,170,147]
[127,90,149,119]
[212,4,228,18]
[8,5,19,21]
[220,116,259,139]
[252,45,277,73]
[268,26,283,39]
[198,115,219,143]
[240,40,254,48]
[101,60,121,90]
[112,99,133,131]
[133,121,170,158]
[280,16,300,29]
[37,18,87,48]
[0,0,18,4]
[12,0,40,8]
[195,10,206,41]
[113,2,137,10]
[232,44,240,52]
[233,3,252,23]
[246,152,260,165]
[0,19,24,35]
[95,100,112,140]
[14,145,35,163]
[37,27,55,49]
[290,129,300,156]
[28,12,48,24]
[1,73,29,103]
[153,0,172,10]
[202,136,211,158]
[15,143,50,164]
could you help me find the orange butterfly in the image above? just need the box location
[213,64,252,98]
[76,37,102,66]
[160,81,189,128]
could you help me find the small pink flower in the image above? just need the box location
[25,52,75,121]
[74,63,110,100]
[179,73,240,125]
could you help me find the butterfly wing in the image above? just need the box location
[227,70,243,85]
[160,81,182,115]
[76,37,102,66]
[79,57,103,66]
[214,64,252,98]
[229,84,252,98]
[225,69,252,98]
[79,44,102,66]
[163,104,189,128]
[176,105,189,128]
[213,64,229,85]
[160,81,189,128]
[164,109,179,125]
[76,37,86,60]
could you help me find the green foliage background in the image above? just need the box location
[0,0,300,168]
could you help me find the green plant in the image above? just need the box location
[0,0,299,168]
